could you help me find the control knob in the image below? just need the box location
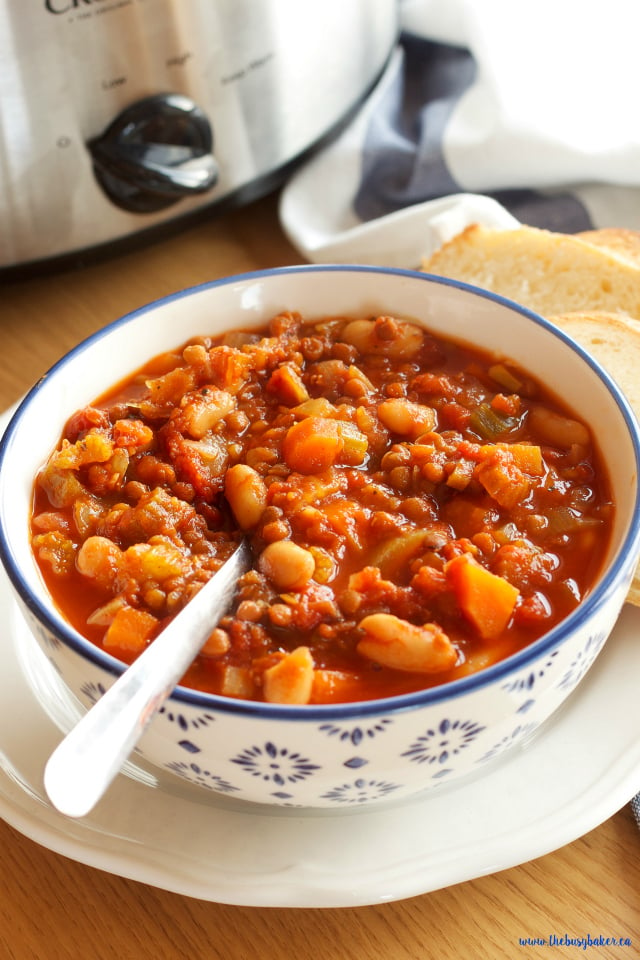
[89,93,218,213]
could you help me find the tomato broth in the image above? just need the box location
[31,311,613,704]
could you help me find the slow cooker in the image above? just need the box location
[0,0,398,272]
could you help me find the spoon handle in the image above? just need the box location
[44,539,250,819]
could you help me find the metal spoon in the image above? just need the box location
[44,539,251,819]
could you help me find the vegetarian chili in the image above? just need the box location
[31,311,613,704]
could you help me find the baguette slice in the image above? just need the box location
[422,224,640,317]
[576,227,640,268]
[548,310,640,606]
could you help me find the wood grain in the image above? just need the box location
[1,192,639,959]
[0,809,638,960]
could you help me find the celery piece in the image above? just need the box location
[469,403,518,439]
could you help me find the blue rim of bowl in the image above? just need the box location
[2,263,640,720]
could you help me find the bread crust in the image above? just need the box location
[577,228,640,267]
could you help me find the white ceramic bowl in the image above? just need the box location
[2,265,640,809]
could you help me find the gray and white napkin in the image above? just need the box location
[280,0,640,268]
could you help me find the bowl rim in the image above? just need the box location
[2,263,640,720]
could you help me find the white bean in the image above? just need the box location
[377,399,436,438]
[224,463,268,529]
[263,646,315,704]
[529,405,590,448]
[357,613,456,673]
[259,540,315,590]
[340,317,424,360]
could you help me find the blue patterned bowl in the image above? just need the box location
[2,265,640,809]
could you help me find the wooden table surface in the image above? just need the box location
[1,194,639,960]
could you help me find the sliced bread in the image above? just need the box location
[422,224,640,317]
[576,227,640,268]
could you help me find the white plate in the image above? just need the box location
[2,555,640,907]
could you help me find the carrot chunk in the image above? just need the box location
[479,442,544,475]
[282,417,343,473]
[446,554,519,640]
[505,443,544,475]
[267,363,310,405]
[311,669,369,704]
[282,417,368,473]
[103,606,158,653]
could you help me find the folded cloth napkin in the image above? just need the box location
[280,0,640,826]
[280,0,640,267]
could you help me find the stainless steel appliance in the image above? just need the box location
[0,0,398,271]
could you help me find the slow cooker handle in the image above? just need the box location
[88,93,218,214]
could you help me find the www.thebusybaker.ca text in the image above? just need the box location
[519,934,632,949]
